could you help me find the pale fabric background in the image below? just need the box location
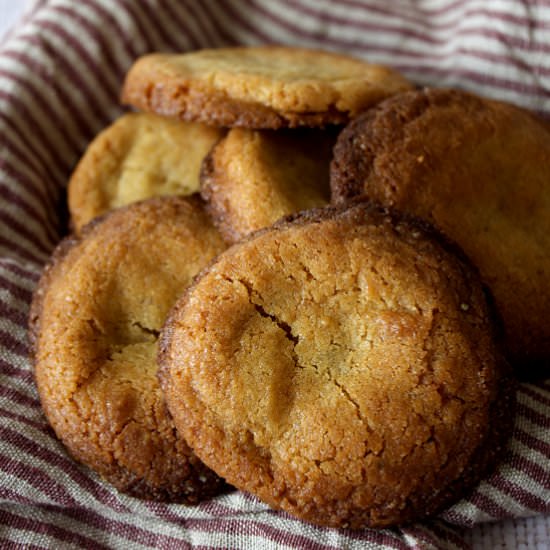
[0,0,31,41]
[0,1,548,547]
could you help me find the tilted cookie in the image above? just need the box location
[121,46,412,129]
[331,87,550,371]
[201,127,334,243]
[68,112,223,232]
[159,201,514,528]
[29,196,228,502]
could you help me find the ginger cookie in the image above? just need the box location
[159,201,514,528]
[68,112,223,232]
[121,46,412,129]
[330,87,550,371]
[200,127,334,243]
[29,196,228,502]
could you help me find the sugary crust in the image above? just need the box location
[121,46,412,129]
[330,87,550,370]
[159,200,514,528]
[200,128,334,243]
[67,112,223,232]
[29,196,228,502]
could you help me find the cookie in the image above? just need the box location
[29,196,228,502]
[200,127,334,243]
[67,112,223,232]
[121,46,412,129]
[159,201,514,528]
[330,87,550,370]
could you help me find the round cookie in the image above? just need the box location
[330,87,550,371]
[159,201,514,528]
[121,46,412,129]
[200,127,334,243]
[29,196,228,502]
[68,112,223,232]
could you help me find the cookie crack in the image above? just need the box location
[419,308,438,383]
[235,276,301,351]
[251,301,305,376]
[252,302,298,346]
[132,321,160,339]
[332,374,365,425]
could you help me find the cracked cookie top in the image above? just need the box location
[29,195,228,502]
[68,112,223,233]
[159,201,514,528]
[121,46,412,129]
[200,127,334,243]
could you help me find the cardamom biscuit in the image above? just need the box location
[29,196,228,502]
[159,201,514,528]
[330,87,550,371]
[121,46,412,129]
[200,127,334,243]
[67,112,223,232]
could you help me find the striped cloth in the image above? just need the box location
[0,0,549,548]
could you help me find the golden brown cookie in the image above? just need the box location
[159,201,514,528]
[67,112,223,232]
[330,87,550,371]
[121,46,412,129]
[29,196,228,502]
[200,127,334,243]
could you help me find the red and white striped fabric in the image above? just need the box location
[0,1,549,548]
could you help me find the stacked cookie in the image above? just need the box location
[30,46,532,529]
[29,196,228,502]
[331,88,550,370]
